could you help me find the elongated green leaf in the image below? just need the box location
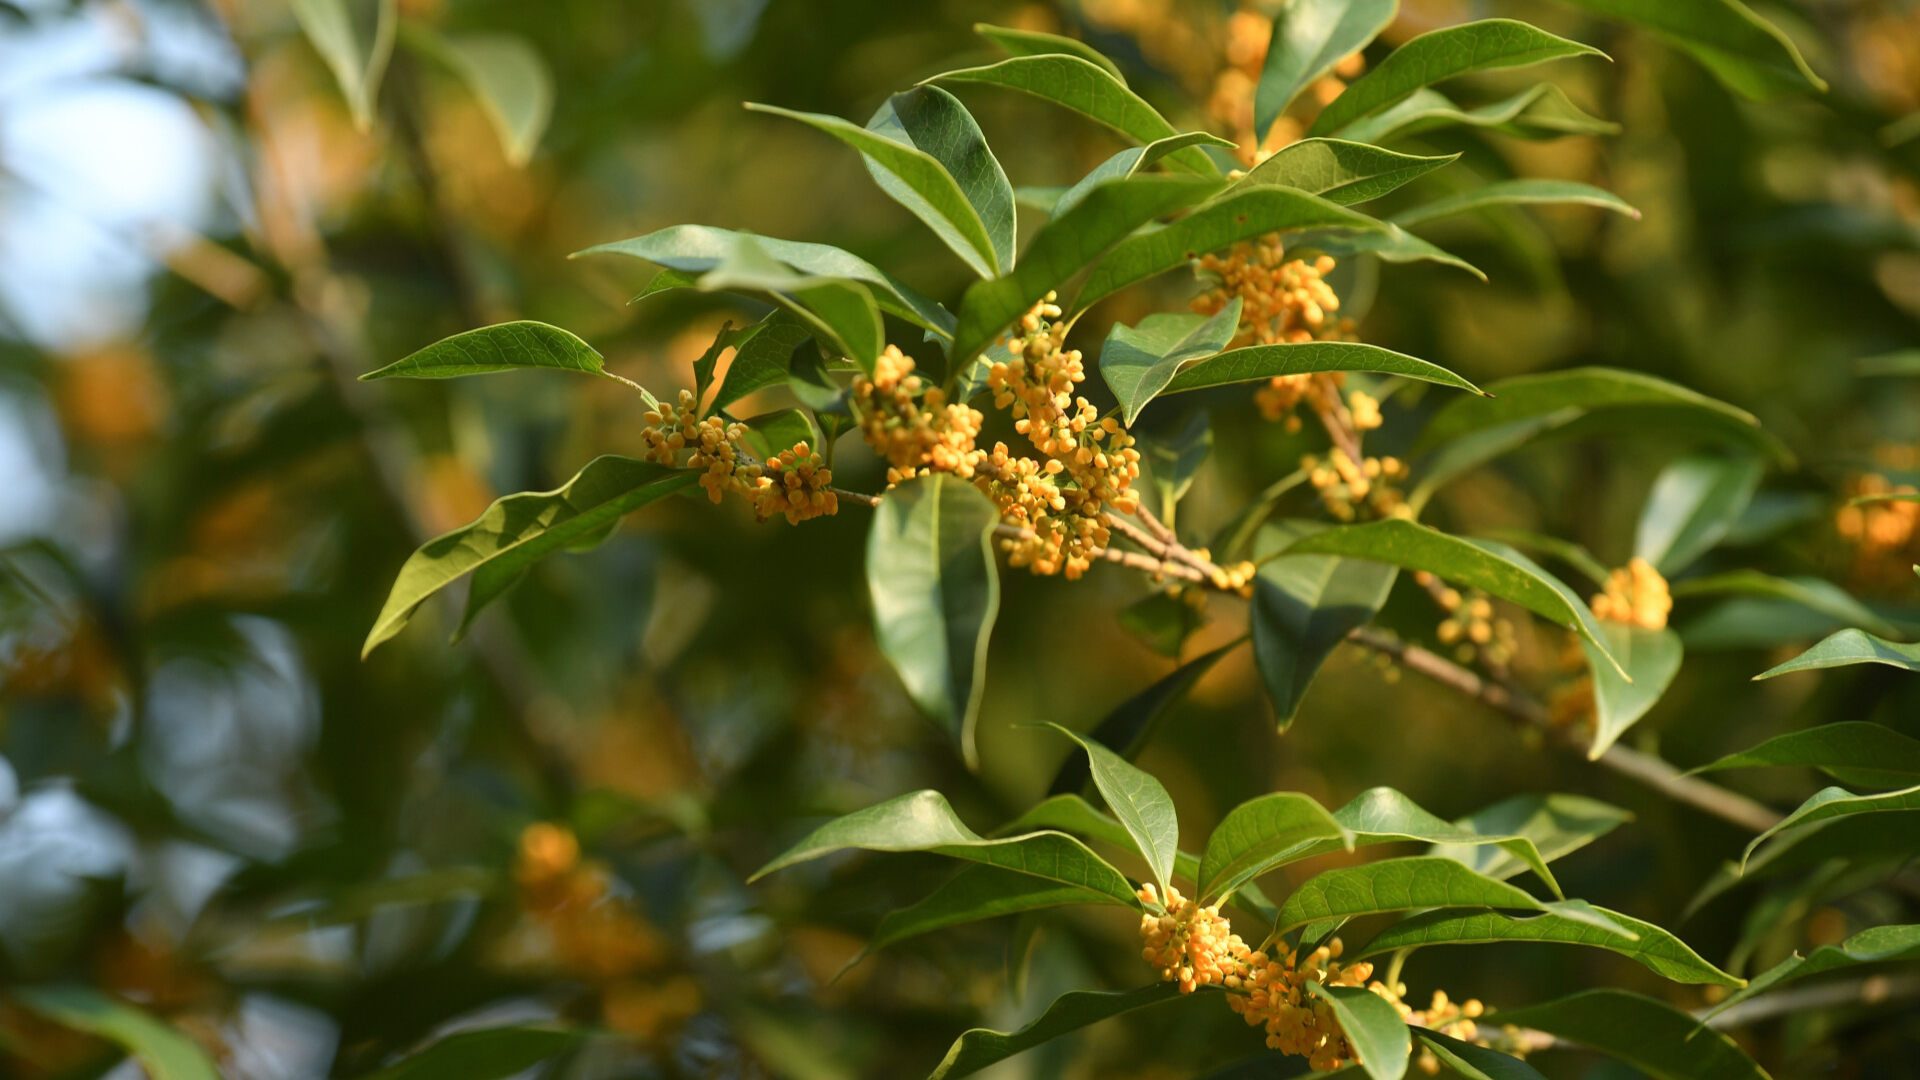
[1339,84,1619,145]
[1754,628,1920,679]
[16,987,221,1080]
[869,475,1001,765]
[1392,179,1638,228]
[1474,530,1610,588]
[633,266,702,303]
[1702,924,1920,1020]
[1238,140,1458,205]
[1050,133,1242,219]
[751,790,1138,903]
[1856,348,1920,376]
[739,407,820,461]
[1742,783,1920,870]
[1687,722,1920,789]
[952,175,1221,360]
[866,86,1017,275]
[1275,856,1549,934]
[1256,0,1398,139]
[1357,906,1738,986]
[574,224,953,342]
[1674,574,1905,641]
[1416,367,1789,463]
[1160,341,1481,397]
[1101,299,1242,425]
[291,0,395,131]
[1585,624,1684,759]
[1494,990,1768,1080]
[1320,788,1565,896]
[929,55,1215,175]
[748,103,1000,277]
[1075,186,1374,313]
[928,984,1180,1080]
[1296,224,1485,279]
[1038,723,1179,895]
[711,310,814,414]
[1250,521,1398,729]
[1634,454,1764,574]
[1047,636,1243,796]
[1431,793,1631,882]
[1280,523,1623,675]
[974,23,1127,83]
[1312,20,1606,138]
[364,1026,583,1080]
[697,233,884,371]
[1687,810,1920,917]
[1305,982,1408,1080]
[866,862,1125,956]
[363,458,693,656]
[1556,0,1825,99]
[1198,792,1350,903]
[411,30,553,165]
[363,321,609,381]
[1415,1028,1545,1080]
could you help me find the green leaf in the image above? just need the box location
[1856,348,1920,376]
[1311,20,1606,138]
[1414,1027,1546,1080]
[15,986,221,1080]
[1330,788,1565,896]
[1494,990,1768,1080]
[1100,298,1243,425]
[952,174,1222,360]
[747,102,1001,278]
[633,266,702,303]
[1119,588,1210,658]
[739,408,820,460]
[1585,624,1684,759]
[1037,723,1180,895]
[1555,0,1826,100]
[697,234,885,372]
[750,790,1138,904]
[1357,906,1739,986]
[709,310,815,415]
[1160,340,1482,397]
[1075,186,1375,313]
[1250,520,1398,729]
[1275,856,1550,935]
[1237,139,1459,205]
[1256,0,1399,139]
[1686,810,1920,916]
[1197,792,1350,903]
[868,475,1001,765]
[362,321,610,381]
[929,55,1216,175]
[865,863,1126,957]
[574,224,953,342]
[1701,924,1920,1021]
[1303,981,1410,1080]
[1391,179,1639,228]
[1634,454,1764,574]
[1279,523,1624,677]
[409,29,553,166]
[974,22,1128,83]
[362,1026,584,1080]
[1673,573,1905,641]
[1050,133,1242,219]
[786,338,850,416]
[1754,628,1920,679]
[1430,793,1631,882]
[1294,224,1486,280]
[1415,367,1790,464]
[1046,637,1242,796]
[1473,529,1610,588]
[1686,722,1920,789]
[363,458,694,656]
[865,86,1017,275]
[926,984,1181,1080]
[1142,410,1213,514]
[1741,783,1920,870]
[1339,84,1619,144]
[291,0,395,131]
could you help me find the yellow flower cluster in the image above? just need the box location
[1590,558,1672,631]
[753,442,838,525]
[1837,472,1920,590]
[1420,573,1518,668]
[853,345,985,482]
[640,389,838,524]
[1303,449,1410,522]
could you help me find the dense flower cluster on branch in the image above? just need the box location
[1590,557,1673,631]
[640,389,839,524]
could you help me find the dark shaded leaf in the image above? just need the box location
[926,984,1180,1080]
[1494,990,1768,1080]
[1685,722,1920,789]
[1250,520,1398,729]
[1047,637,1243,796]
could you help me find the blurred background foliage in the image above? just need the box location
[1,0,1919,1077]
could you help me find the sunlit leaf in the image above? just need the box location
[291,0,396,131]
[362,1026,584,1080]
[1250,520,1398,730]
[1700,924,1920,1020]
[1753,628,1920,679]
[1159,340,1482,397]
[974,22,1128,83]
[1339,84,1618,144]
[1494,990,1768,1080]
[738,407,820,460]
[1356,906,1739,986]
[1741,783,1920,870]
[1473,530,1610,588]
[865,863,1126,957]
[1197,791,1349,903]
[865,86,1017,275]
[696,233,885,371]
[362,321,609,381]
[926,984,1181,1080]
[1311,20,1606,138]
[1255,0,1398,139]
[1414,1027,1545,1080]
[1049,132,1241,218]
[1584,624,1684,759]
[1236,139,1458,205]
[1294,224,1486,280]
[1305,981,1409,1080]
[1037,723,1180,895]
[363,458,695,657]
[1556,0,1826,99]
[1275,856,1551,934]
[868,475,1001,765]
[16,986,221,1080]
[1100,298,1243,425]
[1673,572,1905,641]
[1685,721,1920,789]
[1391,179,1639,228]
[1431,793,1631,882]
